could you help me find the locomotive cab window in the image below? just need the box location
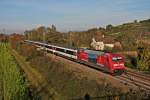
[112,57,122,61]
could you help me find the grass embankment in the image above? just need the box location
[11,49,61,100]
[12,42,146,100]
[0,43,29,100]
[32,54,146,100]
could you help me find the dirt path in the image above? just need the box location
[11,50,61,100]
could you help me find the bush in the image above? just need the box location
[137,46,150,71]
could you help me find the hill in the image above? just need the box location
[24,19,150,51]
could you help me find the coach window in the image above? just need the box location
[67,50,74,55]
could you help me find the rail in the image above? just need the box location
[116,70,150,95]
[25,40,150,96]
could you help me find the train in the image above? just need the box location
[25,40,126,75]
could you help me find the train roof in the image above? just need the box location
[105,53,123,57]
[83,49,104,55]
[25,40,77,52]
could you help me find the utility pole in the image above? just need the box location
[43,28,47,55]
[31,31,33,40]
[29,31,32,40]
[69,31,72,48]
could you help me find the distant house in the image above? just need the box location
[105,44,114,48]
[91,38,104,50]
[91,35,122,50]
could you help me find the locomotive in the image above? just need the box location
[25,40,126,75]
[77,49,125,75]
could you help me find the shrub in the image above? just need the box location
[137,46,150,71]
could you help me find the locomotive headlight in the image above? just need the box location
[114,63,124,66]
[114,64,118,66]
[120,64,124,66]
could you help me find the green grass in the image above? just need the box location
[0,43,29,100]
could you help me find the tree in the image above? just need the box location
[106,24,113,30]
[0,34,8,42]
[134,20,137,23]
[9,34,24,50]
[37,26,46,33]
[52,24,56,32]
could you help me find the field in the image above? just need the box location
[0,43,29,100]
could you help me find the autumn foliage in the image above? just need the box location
[9,34,25,49]
[0,34,8,42]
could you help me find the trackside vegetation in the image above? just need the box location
[11,40,146,100]
[0,43,29,100]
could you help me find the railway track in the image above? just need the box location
[46,47,150,94]
[126,68,150,82]
[116,69,150,94]
[26,41,150,95]
[51,50,150,93]
[57,49,150,94]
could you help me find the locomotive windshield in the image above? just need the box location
[112,57,123,61]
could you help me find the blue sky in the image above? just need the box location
[0,0,150,34]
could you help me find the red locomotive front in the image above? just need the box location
[97,53,126,75]
[77,48,125,75]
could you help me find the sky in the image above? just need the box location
[0,0,150,34]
